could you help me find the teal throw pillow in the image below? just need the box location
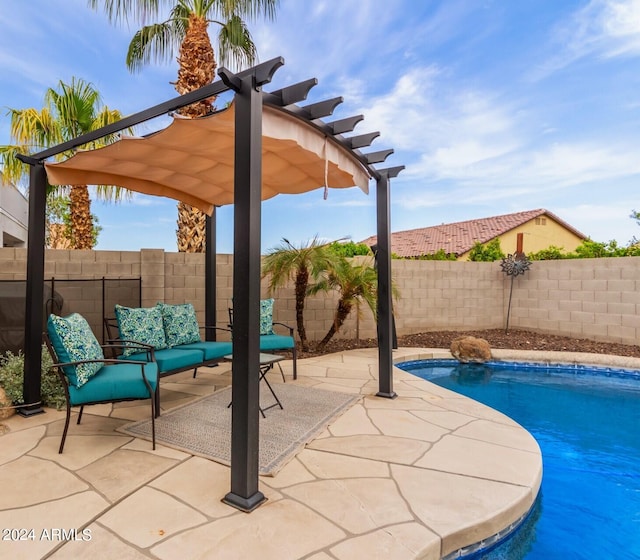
[115,304,167,357]
[260,299,275,335]
[47,313,104,387]
[157,303,201,347]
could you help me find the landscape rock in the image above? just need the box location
[0,386,15,419]
[450,336,492,363]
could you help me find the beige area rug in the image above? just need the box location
[118,383,359,476]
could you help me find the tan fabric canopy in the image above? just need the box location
[44,103,371,215]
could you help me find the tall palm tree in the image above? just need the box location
[308,258,379,348]
[0,78,127,250]
[261,237,339,351]
[91,0,279,252]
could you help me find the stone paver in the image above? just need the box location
[0,349,553,559]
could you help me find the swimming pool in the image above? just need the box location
[397,360,640,560]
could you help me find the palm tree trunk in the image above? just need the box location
[69,185,93,250]
[318,300,352,347]
[174,13,215,252]
[295,267,309,350]
[176,202,206,252]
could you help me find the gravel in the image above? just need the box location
[294,329,640,359]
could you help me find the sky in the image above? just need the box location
[1,0,640,254]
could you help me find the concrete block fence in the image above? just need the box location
[1,248,639,346]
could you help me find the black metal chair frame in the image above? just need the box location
[44,335,157,454]
[228,306,297,380]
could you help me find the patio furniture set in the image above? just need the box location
[45,300,296,454]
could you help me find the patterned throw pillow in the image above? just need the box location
[115,304,167,357]
[47,313,104,387]
[260,298,275,335]
[157,303,201,347]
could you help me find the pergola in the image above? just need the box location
[18,58,403,511]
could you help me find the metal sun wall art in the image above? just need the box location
[501,252,532,333]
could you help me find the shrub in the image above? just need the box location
[468,239,505,261]
[0,348,66,411]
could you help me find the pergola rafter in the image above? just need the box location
[17,57,403,512]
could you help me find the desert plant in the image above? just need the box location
[468,238,505,262]
[0,347,66,411]
[262,237,341,351]
[308,257,380,348]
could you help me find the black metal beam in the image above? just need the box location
[266,78,317,106]
[303,97,343,120]
[20,163,48,416]
[327,115,364,135]
[375,171,396,399]
[223,59,282,513]
[365,149,394,165]
[344,131,380,149]
[205,210,216,340]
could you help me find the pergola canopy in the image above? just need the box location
[44,103,370,214]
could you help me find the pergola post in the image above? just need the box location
[375,172,396,399]
[19,161,47,416]
[205,210,216,340]
[221,60,283,512]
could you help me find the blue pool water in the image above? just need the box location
[397,360,640,560]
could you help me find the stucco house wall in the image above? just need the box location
[0,182,28,248]
[458,214,586,260]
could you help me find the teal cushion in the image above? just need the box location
[69,361,158,405]
[47,314,104,387]
[115,305,167,357]
[157,302,201,347]
[258,334,295,351]
[260,298,275,335]
[180,340,232,361]
[121,347,204,373]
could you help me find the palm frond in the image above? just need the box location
[217,14,256,70]
[88,0,165,25]
[127,21,185,71]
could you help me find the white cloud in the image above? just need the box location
[534,0,640,79]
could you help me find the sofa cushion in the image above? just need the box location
[115,304,167,357]
[47,313,104,387]
[260,298,275,335]
[158,302,201,347]
[121,347,204,373]
[69,361,158,405]
[179,340,232,361]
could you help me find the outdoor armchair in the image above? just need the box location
[45,312,158,454]
[228,298,297,380]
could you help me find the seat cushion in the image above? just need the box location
[115,304,167,357]
[47,313,104,387]
[121,347,204,373]
[69,361,158,405]
[258,334,295,351]
[179,340,232,361]
[157,302,201,347]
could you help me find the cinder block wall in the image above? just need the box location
[2,248,639,346]
[507,257,640,344]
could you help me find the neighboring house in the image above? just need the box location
[0,180,28,247]
[361,209,587,260]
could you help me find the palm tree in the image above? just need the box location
[261,237,339,351]
[308,258,379,348]
[0,78,127,250]
[91,0,279,252]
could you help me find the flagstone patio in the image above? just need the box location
[0,348,547,560]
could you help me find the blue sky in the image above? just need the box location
[1,0,640,253]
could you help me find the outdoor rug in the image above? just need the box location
[118,383,359,476]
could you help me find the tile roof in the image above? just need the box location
[361,209,587,258]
